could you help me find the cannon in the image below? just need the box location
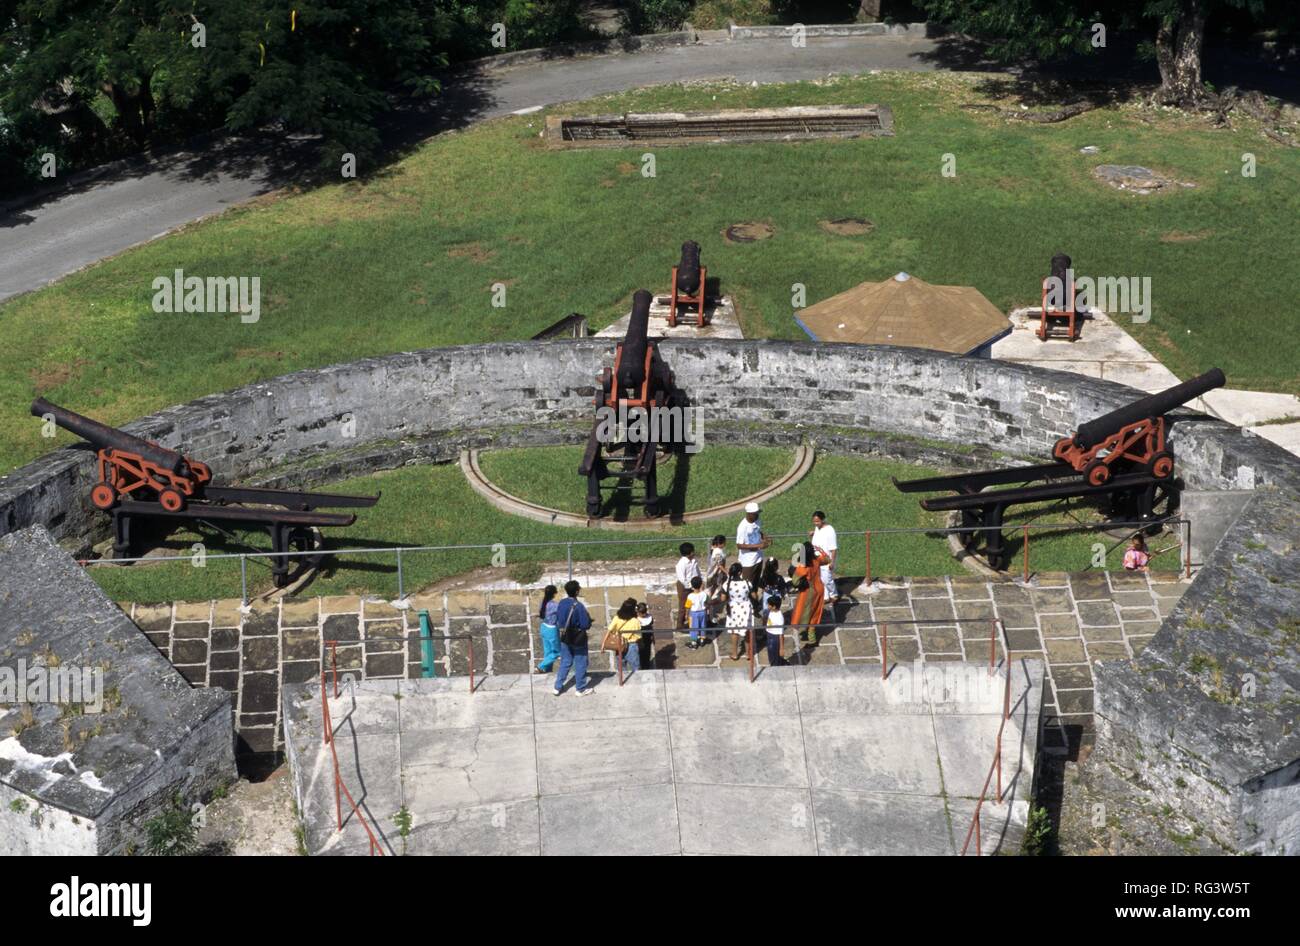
[579,289,688,518]
[893,369,1226,570]
[1054,368,1225,485]
[1037,252,1081,342]
[33,398,379,587]
[668,240,708,327]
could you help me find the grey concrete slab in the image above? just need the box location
[401,725,538,810]
[677,783,817,856]
[529,670,667,723]
[947,799,1022,856]
[669,716,809,788]
[663,666,800,716]
[535,717,672,795]
[813,789,955,855]
[406,798,541,856]
[397,674,534,730]
[540,784,680,856]
[792,664,930,716]
[802,715,941,793]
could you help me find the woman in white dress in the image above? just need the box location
[723,562,755,661]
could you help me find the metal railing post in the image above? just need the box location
[1022,525,1030,582]
[748,626,755,683]
[396,548,404,601]
[865,530,871,586]
[468,636,476,694]
[240,555,248,607]
[1184,518,1192,578]
[566,542,573,581]
[618,635,625,687]
[880,622,888,680]
[989,619,996,672]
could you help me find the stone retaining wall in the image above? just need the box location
[2,339,1298,851]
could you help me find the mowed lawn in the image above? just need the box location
[4,70,1298,476]
[86,451,1181,604]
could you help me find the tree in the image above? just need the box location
[916,0,1272,107]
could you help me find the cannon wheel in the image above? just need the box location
[1084,460,1111,486]
[91,483,119,510]
[1149,450,1175,480]
[159,488,186,512]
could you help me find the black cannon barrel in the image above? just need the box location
[677,240,702,295]
[1074,368,1226,450]
[617,289,653,389]
[31,398,189,475]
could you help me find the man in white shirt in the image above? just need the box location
[810,510,839,603]
[674,542,701,629]
[736,502,768,585]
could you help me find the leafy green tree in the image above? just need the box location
[916,0,1275,106]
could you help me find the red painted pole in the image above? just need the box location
[1022,525,1030,583]
[330,641,339,698]
[880,622,888,680]
[748,627,755,683]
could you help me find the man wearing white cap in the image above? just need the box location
[736,501,769,586]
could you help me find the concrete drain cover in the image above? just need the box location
[1093,164,1195,195]
[819,217,875,236]
[724,222,775,243]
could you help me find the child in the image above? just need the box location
[765,595,785,666]
[636,601,655,669]
[534,584,561,674]
[723,562,754,661]
[675,542,700,630]
[761,557,785,612]
[685,576,709,648]
[705,534,727,623]
[1123,534,1150,572]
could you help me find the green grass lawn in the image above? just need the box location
[4,71,1299,475]
[87,451,1181,603]
[477,444,796,517]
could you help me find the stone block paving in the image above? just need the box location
[122,570,1187,759]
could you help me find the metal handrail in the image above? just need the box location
[319,671,385,855]
[960,620,1016,856]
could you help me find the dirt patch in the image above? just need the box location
[447,241,495,263]
[1159,229,1213,243]
[616,161,637,176]
[235,348,285,361]
[31,358,89,392]
[723,221,775,243]
[819,217,875,237]
[600,179,616,188]
[196,765,302,856]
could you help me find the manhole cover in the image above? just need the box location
[819,217,875,236]
[724,222,775,243]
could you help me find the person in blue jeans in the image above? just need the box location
[553,580,595,696]
[534,584,561,674]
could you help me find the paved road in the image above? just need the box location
[0,35,969,303]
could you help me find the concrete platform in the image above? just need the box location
[283,661,1043,856]
[597,294,743,340]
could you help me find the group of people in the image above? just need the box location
[533,505,841,695]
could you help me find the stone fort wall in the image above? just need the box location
[1,339,1297,851]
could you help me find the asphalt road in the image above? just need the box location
[0,35,967,303]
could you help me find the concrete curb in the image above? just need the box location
[727,21,937,40]
[460,442,815,531]
[446,29,698,75]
